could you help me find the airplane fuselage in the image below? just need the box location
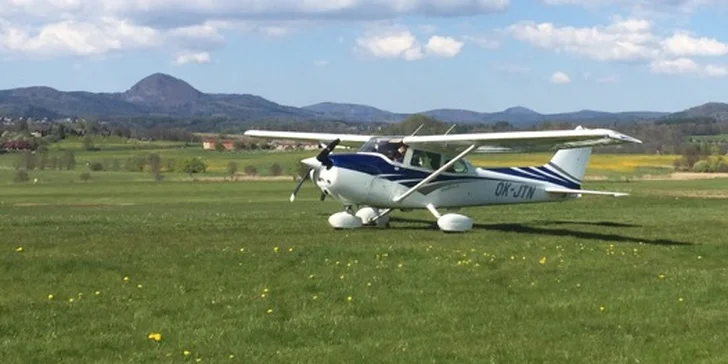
[311,152,577,209]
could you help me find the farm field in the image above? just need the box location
[0,138,679,181]
[1,174,727,363]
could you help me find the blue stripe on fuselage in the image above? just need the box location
[487,167,580,189]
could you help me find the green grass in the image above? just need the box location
[1,176,727,363]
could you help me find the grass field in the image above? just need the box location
[1,174,727,363]
[0,140,679,181]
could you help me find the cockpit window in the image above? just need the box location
[410,150,441,170]
[359,138,408,162]
[444,158,468,173]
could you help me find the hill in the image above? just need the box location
[664,102,728,122]
[0,72,718,126]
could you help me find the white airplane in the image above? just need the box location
[244,126,642,232]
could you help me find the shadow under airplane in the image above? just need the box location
[384,217,693,246]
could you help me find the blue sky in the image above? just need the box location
[1,0,727,114]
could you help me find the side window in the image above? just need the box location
[410,150,441,170]
[444,158,468,173]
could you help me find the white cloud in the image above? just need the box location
[355,27,424,60]
[704,64,728,77]
[507,17,659,62]
[314,59,329,67]
[425,36,464,57]
[461,34,500,49]
[0,0,508,61]
[0,18,159,58]
[355,26,465,60]
[175,51,210,65]
[541,0,716,11]
[661,32,728,57]
[508,16,728,79]
[649,57,727,77]
[550,71,571,84]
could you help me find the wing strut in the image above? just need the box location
[392,144,478,203]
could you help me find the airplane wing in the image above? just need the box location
[402,127,642,155]
[244,130,374,148]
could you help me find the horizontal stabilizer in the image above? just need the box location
[545,187,628,197]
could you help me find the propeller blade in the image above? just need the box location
[289,168,312,202]
[315,138,340,169]
[320,192,326,201]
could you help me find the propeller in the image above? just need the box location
[290,168,314,202]
[289,139,339,202]
[316,138,340,169]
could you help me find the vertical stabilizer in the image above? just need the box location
[545,126,592,188]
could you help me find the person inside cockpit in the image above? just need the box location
[393,143,408,163]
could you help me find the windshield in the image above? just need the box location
[359,137,407,161]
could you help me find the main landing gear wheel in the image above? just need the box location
[427,204,472,233]
[437,213,473,233]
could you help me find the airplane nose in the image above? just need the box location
[301,157,321,169]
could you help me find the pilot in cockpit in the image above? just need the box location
[393,143,408,163]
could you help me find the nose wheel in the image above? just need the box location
[328,206,391,229]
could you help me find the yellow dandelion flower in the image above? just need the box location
[229,354,235,359]
[15,246,23,252]
[95,291,100,295]
[539,257,547,265]
[196,358,201,363]
[308,274,315,279]
[261,294,267,298]
[347,296,353,302]
[263,288,269,293]
[398,263,403,268]
[266,308,273,314]
[123,276,130,282]
[147,332,162,342]
[273,247,279,253]
[183,350,191,356]
[288,247,294,252]
[599,306,605,312]
[340,275,344,279]
[313,295,318,300]
[68,298,74,303]
[658,274,665,279]
[678,297,684,302]
[137,284,143,288]
[366,282,371,287]
[510,256,515,260]
[48,294,54,300]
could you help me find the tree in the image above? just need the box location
[83,134,96,151]
[215,140,226,152]
[270,163,283,176]
[148,153,162,181]
[180,157,207,176]
[243,165,257,176]
[227,161,238,180]
[64,151,76,170]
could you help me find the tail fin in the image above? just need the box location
[547,147,592,188]
[544,127,592,188]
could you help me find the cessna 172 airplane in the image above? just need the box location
[244,126,642,232]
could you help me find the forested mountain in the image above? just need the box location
[3,72,716,127]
